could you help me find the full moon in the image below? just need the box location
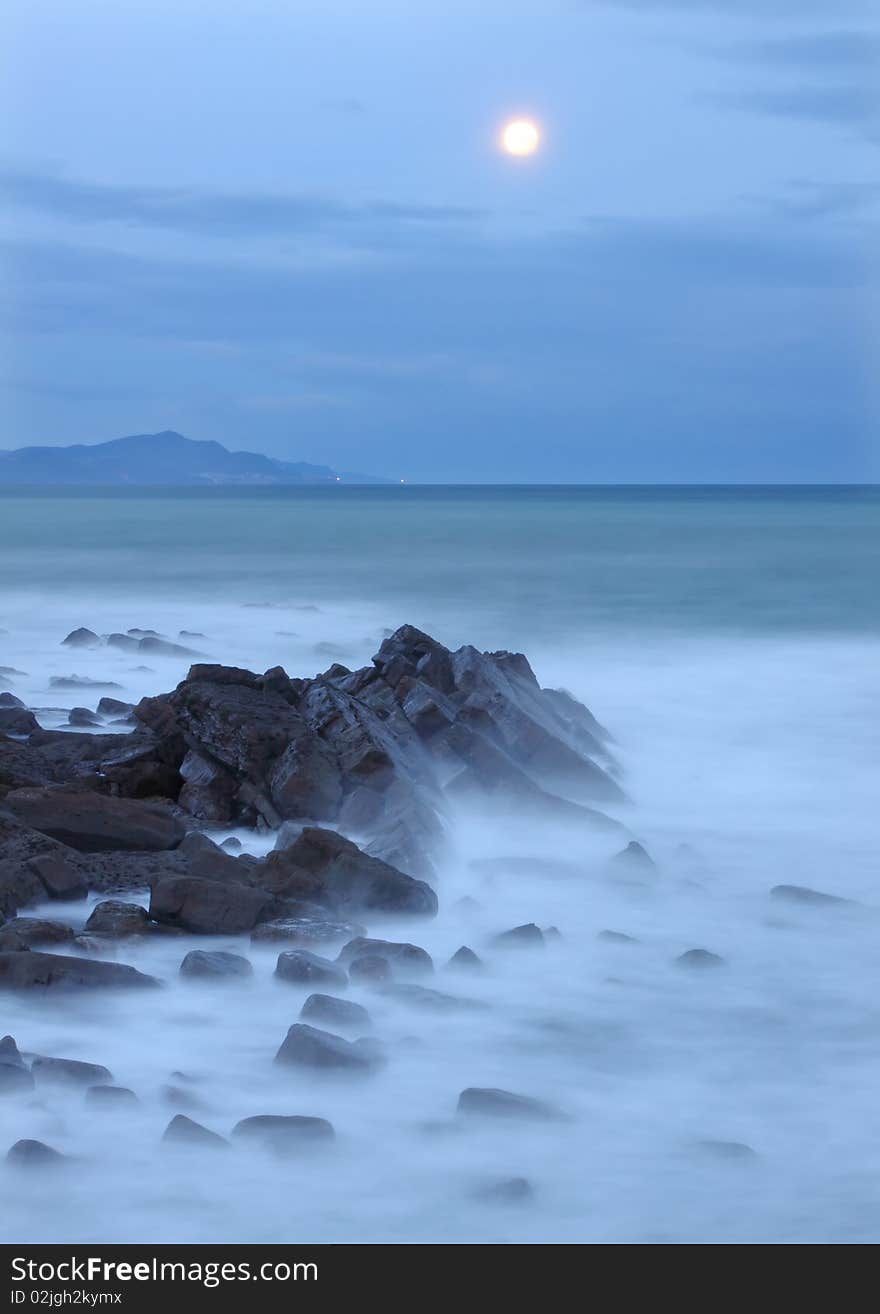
[501,117,540,157]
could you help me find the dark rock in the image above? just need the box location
[231,1114,335,1152]
[0,1034,34,1093]
[150,876,275,935]
[83,901,151,938]
[0,708,39,736]
[4,788,186,853]
[300,993,371,1030]
[85,1085,139,1107]
[26,852,87,901]
[275,1023,379,1073]
[492,923,544,949]
[675,948,725,969]
[610,841,656,872]
[61,628,100,648]
[68,707,102,728]
[0,737,58,797]
[473,1176,534,1204]
[97,697,134,717]
[32,1056,112,1087]
[275,950,348,990]
[179,949,253,980]
[447,945,483,971]
[7,1138,65,1166]
[770,884,852,907]
[0,917,76,951]
[0,693,25,707]
[220,836,242,851]
[337,937,433,976]
[348,955,391,984]
[0,950,159,990]
[456,1087,566,1122]
[598,930,640,945]
[161,1114,228,1150]
[251,917,364,947]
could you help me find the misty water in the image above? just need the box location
[1,486,879,1243]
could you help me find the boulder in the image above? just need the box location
[61,628,99,648]
[274,950,348,990]
[162,1114,228,1150]
[0,918,76,951]
[300,993,371,1030]
[675,948,725,969]
[179,949,253,980]
[68,708,102,728]
[0,693,25,708]
[150,876,275,935]
[274,1023,380,1073]
[231,1114,335,1152]
[83,901,151,938]
[348,955,391,984]
[7,1139,66,1166]
[3,788,186,853]
[457,1087,566,1122]
[25,851,87,900]
[32,1056,112,1087]
[447,945,483,971]
[0,950,159,990]
[97,697,134,717]
[0,708,39,736]
[337,937,433,976]
[491,923,544,949]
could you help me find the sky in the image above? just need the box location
[0,0,878,482]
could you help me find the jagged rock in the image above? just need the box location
[260,827,437,917]
[598,929,639,945]
[492,923,544,949]
[0,950,159,990]
[0,917,76,951]
[447,945,483,971]
[7,1139,66,1166]
[62,628,100,648]
[348,955,391,983]
[162,1114,228,1149]
[85,1085,139,1107]
[32,1056,112,1087]
[83,901,151,938]
[337,937,433,976]
[456,1087,566,1122]
[68,707,101,728]
[274,1023,380,1073]
[251,917,364,947]
[275,950,348,990]
[770,884,852,907]
[300,993,371,1030]
[0,1035,34,1093]
[676,948,725,969]
[4,788,186,852]
[0,707,39,735]
[179,949,253,980]
[231,1114,335,1152]
[150,876,276,934]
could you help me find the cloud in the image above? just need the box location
[0,168,484,238]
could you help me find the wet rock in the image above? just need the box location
[0,707,39,736]
[675,948,725,969]
[251,917,364,947]
[85,1085,139,1107]
[456,1087,566,1122]
[447,945,483,971]
[231,1114,335,1152]
[492,923,544,949]
[0,1035,34,1094]
[83,900,151,938]
[150,876,276,935]
[275,950,348,990]
[221,836,242,851]
[348,955,391,984]
[598,929,640,945]
[300,993,371,1029]
[0,918,76,951]
[473,1176,534,1205]
[0,950,159,990]
[162,1114,228,1150]
[68,707,102,728]
[179,949,253,980]
[610,840,656,873]
[97,697,134,718]
[32,1056,112,1087]
[7,1138,66,1166]
[274,1023,380,1073]
[62,628,100,648]
[4,788,186,853]
[337,937,433,976]
[770,884,852,907]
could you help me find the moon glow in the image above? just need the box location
[501,118,541,157]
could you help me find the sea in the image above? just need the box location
[0,485,878,1243]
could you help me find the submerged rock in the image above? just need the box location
[770,884,852,907]
[85,1085,139,1107]
[348,955,391,984]
[675,948,725,969]
[447,945,484,971]
[492,923,544,949]
[61,628,100,648]
[609,841,656,873]
[32,1056,112,1087]
[162,1114,228,1150]
[472,1176,534,1205]
[274,1023,380,1073]
[7,1138,66,1166]
[300,994,371,1029]
[337,937,433,976]
[0,1035,34,1093]
[598,929,640,945]
[275,950,348,990]
[231,1114,335,1152]
[68,707,101,728]
[456,1087,566,1122]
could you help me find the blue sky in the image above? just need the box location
[1,0,877,481]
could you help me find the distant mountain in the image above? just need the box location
[0,430,390,486]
